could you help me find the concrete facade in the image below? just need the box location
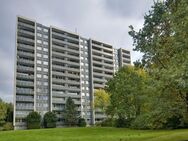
[14,16,131,129]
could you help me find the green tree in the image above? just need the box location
[0,98,7,126]
[129,0,188,128]
[106,66,149,127]
[63,97,77,126]
[26,111,41,129]
[43,111,57,128]
[5,103,13,122]
[94,89,110,112]
[77,118,86,127]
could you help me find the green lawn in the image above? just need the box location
[0,127,188,141]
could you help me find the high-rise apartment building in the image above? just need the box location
[14,16,131,129]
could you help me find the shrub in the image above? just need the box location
[77,118,86,127]
[115,117,132,128]
[101,118,115,127]
[43,112,57,128]
[26,111,41,129]
[3,122,13,131]
[131,113,151,129]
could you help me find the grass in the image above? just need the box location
[0,127,188,141]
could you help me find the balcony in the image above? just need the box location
[53,45,79,54]
[16,73,34,80]
[52,38,79,48]
[52,65,80,73]
[52,32,79,42]
[17,65,34,73]
[16,89,34,95]
[52,98,66,104]
[18,29,34,38]
[17,51,34,58]
[17,37,34,44]
[16,96,34,102]
[17,58,34,66]
[16,80,34,87]
[18,22,35,30]
[16,106,34,110]
[17,44,34,51]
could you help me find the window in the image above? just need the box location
[80,45,83,48]
[37,53,42,57]
[37,60,42,64]
[37,27,42,30]
[37,33,42,37]
[37,81,42,85]
[37,67,42,71]
[43,28,48,32]
[43,55,48,59]
[43,35,48,39]
[43,41,48,45]
[44,82,48,86]
[43,48,48,52]
[37,74,41,78]
[43,61,48,65]
[37,40,42,44]
[37,46,42,50]
[43,75,48,79]
[43,68,48,72]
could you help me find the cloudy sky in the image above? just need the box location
[0,0,153,102]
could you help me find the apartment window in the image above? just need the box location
[37,33,42,37]
[37,40,42,44]
[43,55,48,59]
[43,28,48,32]
[43,68,48,72]
[37,81,42,85]
[37,74,42,78]
[37,53,42,57]
[37,60,42,64]
[43,48,48,52]
[37,67,42,71]
[37,46,42,50]
[43,41,48,45]
[44,82,48,86]
[37,27,42,30]
[80,45,83,48]
[43,35,48,39]
[43,75,48,79]
[43,61,48,65]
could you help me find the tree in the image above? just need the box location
[106,66,149,127]
[94,89,110,112]
[0,98,7,126]
[5,103,13,122]
[77,118,86,127]
[129,0,188,128]
[26,111,41,129]
[63,97,77,126]
[43,111,57,128]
